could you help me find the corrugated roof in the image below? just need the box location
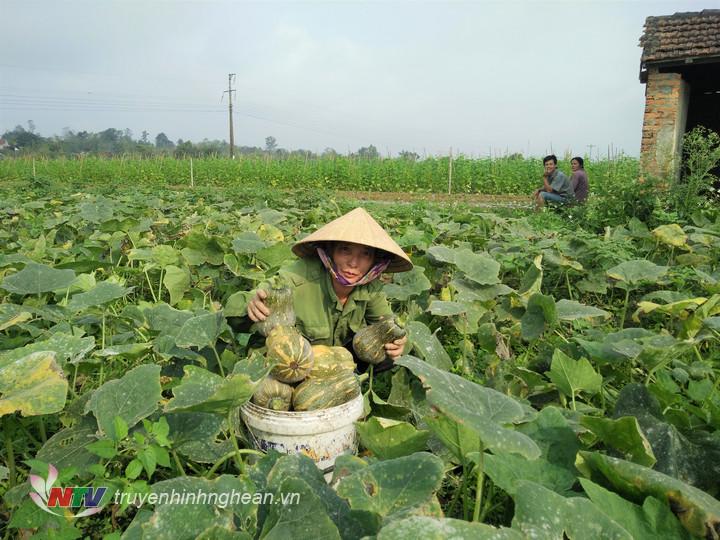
[640,9,720,64]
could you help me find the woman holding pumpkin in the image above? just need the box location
[247,207,412,372]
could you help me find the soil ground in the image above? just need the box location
[336,191,530,207]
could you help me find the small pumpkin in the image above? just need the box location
[309,345,356,378]
[267,325,314,383]
[256,286,296,337]
[252,377,293,411]
[292,370,361,411]
[353,317,406,365]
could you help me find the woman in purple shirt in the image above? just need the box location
[570,157,589,203]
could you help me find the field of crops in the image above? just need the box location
[1,173,719,539]
[0,154,638,195]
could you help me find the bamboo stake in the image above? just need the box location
[190,158,194,187]
[448,147,453,195]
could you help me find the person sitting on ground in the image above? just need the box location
[247,207,412,373]
[570,156,589,203]
[533,154,573,209]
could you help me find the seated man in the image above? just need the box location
[533,154,573,210]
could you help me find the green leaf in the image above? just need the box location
[384,266,432,301]
[174,311,224,349]
[576,451,720,539]
[164,366,259,414]
[1,262,76,295]
[511,480,633,539]
[224,291,250,318]
[85,364,161,436]
[581,416,656,467]
[256,243,294,269]
[483,452,577,497]
[453,249,501,285]
[652,224,688,248]
[166,412,231,463]
[377,517,524,540]
[424,412,482,464]
[0,351,68,417]
[232,232,267,254]
[511,254,543,308]
[261,477,341,540]
[67,281,131,310]
[517,406,581,470]
[151,245,181,267]
[397,356,540,459]
[579,478,692,540]
[36,417,101,470]
[614,384,720,493]
[336,452,444,519]
[113,416,129,441]
[546,349,602,402]
[406,321,452,371]
[163,265,191,306]
[142,475,256,540]
[0,333,94,366]
[427,300,466,317]
[555,299,611,322]
[356,417,430,460]
[606,259,668,287]
[426,245,457,264]
[87,439,117,459]
[521,292,557,341]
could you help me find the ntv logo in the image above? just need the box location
[29,464,106,518]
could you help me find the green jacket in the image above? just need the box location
[278,257,393,347]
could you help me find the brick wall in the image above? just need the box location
[640,69,689,179]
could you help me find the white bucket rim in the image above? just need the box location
[241,393,364,436]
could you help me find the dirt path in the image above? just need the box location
[336,190,530,207]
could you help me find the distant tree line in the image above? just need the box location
[0,121,420,161]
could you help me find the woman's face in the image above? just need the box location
[331,242,375,284]
[571,159,580,172]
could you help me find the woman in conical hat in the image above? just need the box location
[248,207,413,370]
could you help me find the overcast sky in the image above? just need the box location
[0,0,713,157]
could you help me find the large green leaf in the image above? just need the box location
[453,249,501,285]
[336,452,444,519]
[397,356,540,459]
[579,478,692,540]
[516,406,580,470]
[614,384,720,493]
[406,321,452,371]
[546,349,602,402]
[164,366,260,415]
[383,266,431,301]
[424,412,482,464]
[356,417,430,460]
[606,259,668,287]
[85,364,161,436]
[580,416,656,467]
[483,452,576,497]
[0,333,94,366]
[511,480,633,539]
[36,417,101,471]
[174,311,225,349]
[377,517,524,540]
[232,232,267,254]
[67,281,132,310]
[165,412,232,463]
[163,265,191,306]
[0,351,68,417]
[521,293,557,340]
[260,477,340,540]
[511,254,543,307]
[143,475,257,540]
[576,451,720,538]
[555,299,611,322]
[427,300,466,317]
[1,263,76,295]
[264,454,379,539]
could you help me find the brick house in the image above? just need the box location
[638,9,720,178]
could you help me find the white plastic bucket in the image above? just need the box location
[240,394,365,472]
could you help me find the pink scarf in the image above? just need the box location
[316,247,390,287]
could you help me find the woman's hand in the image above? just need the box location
[247,289,270,322]
[384,334,408,361]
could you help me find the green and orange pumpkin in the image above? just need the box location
[352,317,406,365]
[252,377,293,411]
[292,370,361,411]
[266,325,314,383]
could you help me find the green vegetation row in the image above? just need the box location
[0,154,639,195]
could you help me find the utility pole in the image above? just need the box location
[223,74,236,159]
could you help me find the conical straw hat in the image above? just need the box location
[292,207,413,273]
